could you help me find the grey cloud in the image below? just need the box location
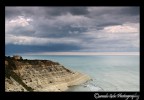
[34,24,87,38]
[5,7,36,19]
[87,7,139,24]
[5,7,89,19]
[96,22,122,30]
[44,7,89,16]
[5,7,139,54]
[87,7,139,16]
[119,7,139,16]
[6,7,89,38]
[6,7,139,28]
[8,26,36,36]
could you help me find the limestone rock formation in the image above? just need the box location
[5,56,91,92]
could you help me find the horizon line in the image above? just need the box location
[17,52,139,56]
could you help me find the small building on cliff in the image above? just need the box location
[13,55,22,60]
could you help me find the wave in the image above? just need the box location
[82,78,119,91]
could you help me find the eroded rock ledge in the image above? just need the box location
[5,56,91,92]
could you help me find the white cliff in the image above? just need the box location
[5,56,91,92]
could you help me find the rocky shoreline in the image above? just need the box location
[5,56,91,92]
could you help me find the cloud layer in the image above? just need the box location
[5,7,140,55]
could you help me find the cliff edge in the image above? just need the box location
[5,56,91,92]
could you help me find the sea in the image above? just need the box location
[22,55,139,91]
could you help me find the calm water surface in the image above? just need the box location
[22,55,139,91]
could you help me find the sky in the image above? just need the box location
[5,7,140,55]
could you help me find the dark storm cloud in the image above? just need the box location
[87,7,139,16]
[87,7,139,25]
[5,7,36,19]
[5,7,139,54]
[34,24,87,38]
[8,26,36,36]
[44,7,89,16]
[5,7,89,19]
[6,43,82,55]
[119,7,139,16]
[96,22,122,30]
[6,7,90,38]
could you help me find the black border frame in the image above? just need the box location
[1,0,143,100]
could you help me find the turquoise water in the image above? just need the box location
[22,55,139,91]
